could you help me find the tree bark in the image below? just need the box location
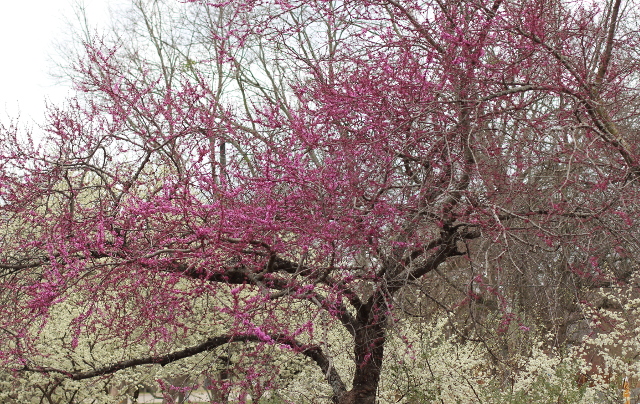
[337,299,387,404]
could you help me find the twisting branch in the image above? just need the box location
[389,224,481,295]
[21,333,348,399]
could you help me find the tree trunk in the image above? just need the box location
[337,301,387,404]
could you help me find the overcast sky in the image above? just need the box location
[0,1,112,125]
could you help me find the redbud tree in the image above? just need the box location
[2,0,640,402]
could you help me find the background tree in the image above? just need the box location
[2,0,640,402]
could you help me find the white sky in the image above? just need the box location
[0,1,112,125]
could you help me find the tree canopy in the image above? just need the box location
[2,0,640,402]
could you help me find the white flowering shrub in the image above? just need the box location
[372,311,624,404]
[3,278,637,404]
[569,280,640,396]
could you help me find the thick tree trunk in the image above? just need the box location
[337,301,387,404]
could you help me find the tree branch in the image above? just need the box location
[595,0,622,86]
[21,333,348,399]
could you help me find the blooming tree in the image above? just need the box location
[2,0,640,402]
